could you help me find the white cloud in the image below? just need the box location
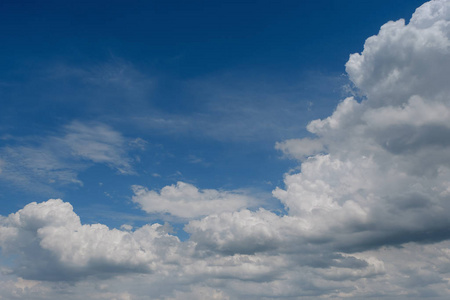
[185,209,288,254]
[0,202,449,299]
[132,181,255,219]
[346,0,450,108]
[182,0,450,296]
[0,199,181,281]
[272,0,450,252]
[275,138,324,160]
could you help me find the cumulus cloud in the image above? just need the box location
[270,0,450,251]
[132,181,255,219]
[0,199,180,281]
[182,0,450,296]
[185,209,287,254]
[0,121,137,192]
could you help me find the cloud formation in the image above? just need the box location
[271,0,450,252]
[275,138,324,160]
[132,181,255,219]
[0,121,137,192]
[187,0,450,296]
[0,199,180,281]
[59,122,135,174]
[2,0,450,299]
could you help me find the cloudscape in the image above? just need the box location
[1,0,450,299]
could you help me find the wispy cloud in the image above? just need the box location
[56,121,135,174]
[0,121,138,193]
[129,71,346,142]
[3,54,343,145]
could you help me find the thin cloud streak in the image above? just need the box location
[0,121,138,193]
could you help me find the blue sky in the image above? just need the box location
[3,0,450,299]
[0,0,423,222]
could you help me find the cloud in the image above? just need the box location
[275,138,324,160]
[3,0,450,299]
[173,0,450,296]
[132,181,255,219]
[185,209,286,254]
[346,0,450,108]
[0,205,448,299]
[0,199,180,281]
[179,2,450,293]
[0,121,137,192]
[56,121,135,174]
[271,0,450,252]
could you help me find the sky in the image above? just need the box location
[1,0,450,299]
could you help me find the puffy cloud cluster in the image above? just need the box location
[185,209,287,254]
[0,199,180,281]
[3,0,450,299]
[0,198,391,299]
[270,0,450,251]
[132,181,255,218]
[187,0,450,260]
[184,0,450,296]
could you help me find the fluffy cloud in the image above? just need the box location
[0,201,448,299]
[182,0,450,296]
[185,209,287,254]
[346,0,450,108]
[271,0,450,251]
[0,199,387,299]
[0,199,180,281]
[132,181,255,219]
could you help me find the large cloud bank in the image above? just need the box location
[2,0,450,299]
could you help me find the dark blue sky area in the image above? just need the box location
[1,0,424,76]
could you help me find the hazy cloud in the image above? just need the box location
[0,121,137,192]
[275,138,324,160]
